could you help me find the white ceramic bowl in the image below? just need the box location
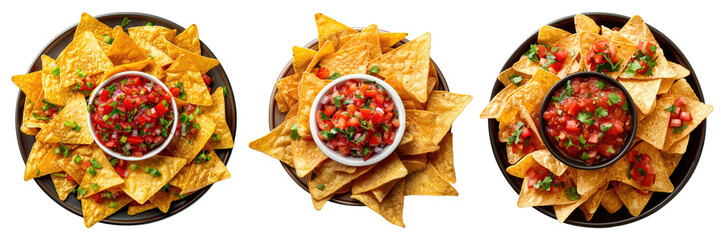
[309,74,406,167]
[87,71,178,161]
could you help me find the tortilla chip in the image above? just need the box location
[35,94,93,144]
[607,142,674,192]
[397,118,439,155]
[600,187,623,214]
[661,95,713,151]
[315,13,357,49]
[371,178,401,203]
[174,24,201,55]
[574,14,600,34]
[615,183,653,216]
[120,155,186,204]
[619,79,661,114]
[101,59,151,83]
[665,135,689,154]
[21,97,39,135]
[12,71,43,103]
[291,136,327,178]
[276,73,301,102]
[128,202,157,216]
[379,32,408,49]
[292,46,317,74]
[308,160,374,200]
[367,33,431,103]
[352,153,407,194]
[164,38,218,74]
[297,72,328,138]
[77,148,124,199]
[579,183,608,221]
[669,79,698,101]
[405,109,437,139]
[480,84,518,119]
[75,13,113,41]
[427,133,455,184]
[307,173,333,210]
[128,26,176,54]
[82,193,133,228]
[506,150,566,179]
[24,142,55,180]
[400,154,427,173]
[636,97,674,149]
[148,185,181,213]
[497,82,543,124]
[320,45,372,75]
[570,167,609,196]
[425,91,472,144]
[51,172,78,201]
[351,179,406,228]
[167,114,216,162]
[204,89,234,149]
[305,42,335,73]
[57,145,96,182]
[338,24,382,60]
[552,182,603,223]
[517,175,575,207]
[133,38,174,67]
[56,31,113,87]
[404,165,457,196]
[538,25,571,46]
[248,116,295,166]
[618,17,677,80]
[177,148,231,195]
[105,26,149,65]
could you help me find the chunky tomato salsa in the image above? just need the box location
[525,165,579,200]
[315,79,400,160]
[542,77,632,164]
[89,75,175,157]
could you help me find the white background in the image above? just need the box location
[1,0,718,239]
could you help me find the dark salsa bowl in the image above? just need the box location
[538,71,637,170]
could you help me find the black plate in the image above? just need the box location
[14,12,237,226]
[489,12,706,227]
[268,31,449,206]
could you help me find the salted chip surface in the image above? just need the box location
[367,33,431,103]
[167,114,216,162]
[352,153,407,194]
[425,91,472,144]
[78,148,124,199]
[120,155,186,204]
[615,183,653,216]
[607,142,674,192]
[106,26,148,65]
[204,89,234,149]
[75,13,113,41]
[82,192,133,228]
[351,179,406,227]
[315,13,357,49]
[174,24,201,54]
[308,160,374,200]
[56,31,113,87]
[35,94,94,144]
[51,172,78,201]
[149,185,182,213]
[297,72,328,138]
[128,26,177,54]
[404,165,457,196]
[128,202,157,216]
[177,147,231,195]
[165,38,219,74]
[248,116,296,166]
[291,136,327,178]
[427,133,455,184]
[12,71,43,103]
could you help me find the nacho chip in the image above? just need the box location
[367,33,431,103]
[204,89,234,149]
[538,25,571,46]
[400,154,427,173]
[320,45,373,75]
[517,175,575,207]
[404,165,457,196]
[619,79,661,114]
[24,142,55,181]
[133,38,174,67]
[56,31,113,87]
[405,109,437,139]
[315,13,357,49]
[297,72,328,138]
[569,167,609,196]
[371,178,401,203]
[661,95,713,150]
[636,96,674,149]
[128,202,157,216]
[352,153,407,194]
[40,55,75,105]
[305,42,335,73]
[164,38,219,74]
[308,160,374,200]
[176,148,231,195]
[128,26,177,54]
[77,148,124,199]
[506,150,566,178]
[165,55,213,106]
[379,32,408,50]
[276,73,301,102]
[665,135,689,154]
[106,26,148,65]
[480,84,518,119]
[120,155,186,204]
[607,142,674,192]
[148,185,182,213]
[497,82,543,124]
[57,145,96,182]
[35,94,94,144]
[167,114,216,162]
[669,78,698,101]
[248,117,295,166]
[497,67,530,87]
[574,14,600,34]
[12,71,43,103]
[75,13,113,41]
[552,182,603,223]
[292,46,317,74]
[579,183,608,221]
[101,59,151,83]
[82,193,133,228]
[291,136,327,178]
[337,24,382,60]
[174,24,201,55]
[600,187,623,214]
[614,183,653,216]
[21,97,39,135]
[427,133,455,184]
[397,118,439,155]
[351,179,406,228]
[425,91,472,144]
[51,172,78,201]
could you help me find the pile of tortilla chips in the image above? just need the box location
[250,13,471,227]
[13,13,233,228]
[481,14,712,222]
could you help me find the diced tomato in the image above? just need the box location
[170,87,181,97]
[593,54,604,64]
[555,50,569,61]
[548,62,563,73]
[347,117,360,127]
[588,133,599,144]
[594,41,608,52]
[67,175,75,182]
[391,118,400,128]
[202,74,212,85]
[360,108,373,119]
[99,89,110,101]
[126,136,144,144]
[537,45,548,58]
[669,119,682,127]
[92,194,103,203]
[316,67,331,79]
[520,127,532,139]
[366,89,378,97]
[82,160,91,170]
[585,51,595,63]
[336,117,347,129]
[154,102,168,115]
[641,174,655,187]
[567,102,580,116]
[565,120,579,132]
[679,111,692,121]
[371,111,384,124]
[674,97,687,107]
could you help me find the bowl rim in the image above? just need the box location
[86,71,179,161]
[308,74,406,167]
[538,71,638,170]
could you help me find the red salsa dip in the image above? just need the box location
[542,76,632,165]
[89,75,175,157]
[315,79,400,160]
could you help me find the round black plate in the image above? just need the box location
[489,12,706,227]
[14,12,237,226]
[268,30,449,206]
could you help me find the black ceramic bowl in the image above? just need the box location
[538,71,637,170]
[490,12,706,227]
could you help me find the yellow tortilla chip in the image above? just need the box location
[177,148,231,195]
[35,94,94,144]
[397,118,439,155]
[619,79,661,114]
[128,202,157,216]
[427,133,455,184]
[12,71,43,103]
[480,84,518,119]
[367,33,431,103]
[351,179,406,228]
[669,78,698,101]
[204,89,234,149]
[275,91,290,112]
[292,46,317,74]
[320,45,373,75]
[21,97,39,135]
[337,24,382,60]
[56,31,114,87]
[404,165,457,196]
[75,13,113,41]
[165,55,213,106]
[405,109,437,139]
[636,97,674,149]
[82,193,133,228]
[607,142,674,192]
[615,183,653,216]
[352,153,407,194]
[371,178,401,203]
[149,185,182,213]
[315,13,357,49]
[174,24,201,55]
[77,148,124,199]
[291,137,327,178]
[579,183,608,221]
[498,82,543,124]
[101,59,151,83]
[574,14,600,34]
[106,26,148,65]
[120,155,186,204]
[133,38,174,67]
[164,38,219,74]
[39,55,72,106]
[128,26,177,54]
[276,73,301,101]
[506,150,565,178]
[400,154,427,173]
[425,90,472,144]
[24,142,55,181]
[661,95,713,151]
[379,32,408,50]
[51,172,78,201]
[600,187,623,214]
[297,72,328,138]
[497,67,530,87]
[552,182,603,223]
[517,175,575,207]
[305,42,335,73]
[308,160,374,200]
[569,167,609,196]
[665,135,689,154]
[249,117,295,166]
[57,145,96,182]
[538,25,571,46]
[167,114,216,162]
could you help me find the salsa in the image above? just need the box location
[624,41,658,77]
[585,40,622,73]
[506,121,537,155]
[666,97,693,134]
[523,44,572,74]
[525,165,579,200]
[542,77,632,165]
[89,75,175,157]
[315,79,400,160]
[626,150,656,189]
